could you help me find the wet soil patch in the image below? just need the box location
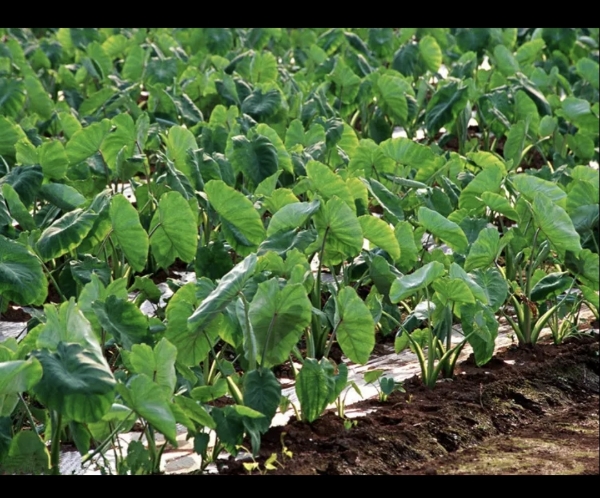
[213,335,599,475]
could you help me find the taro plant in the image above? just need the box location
[497,174,590,346]
[363,369,405,402]
[1,27,598,473]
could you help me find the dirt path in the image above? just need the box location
[212,335,599,475]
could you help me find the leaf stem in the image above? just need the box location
[18,393,37,433]
[50,411,62,475]
[40,259,67,302]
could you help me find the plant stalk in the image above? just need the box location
[50,411,62,475]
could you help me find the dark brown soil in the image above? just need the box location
[0,305,31,322]
[212,334,599,475]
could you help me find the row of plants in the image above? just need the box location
[0,27,598,474]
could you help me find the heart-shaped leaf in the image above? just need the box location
[33,342,115,423]
[249,279,312,368]
[334,287,375,365]
[36,209,97,261]
[110,194,148,273]
[149,191,197,269]
[0,235,48,306]
[205,180,266,256]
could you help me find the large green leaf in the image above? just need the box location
[460,302,498,366]
[149,191,197,269]
[36,208,97,261]
[128,338,177,398]
[33,342,115,423]
[375,74,408,123]
[110,194,148,273]
[241,88,282,120]
[0,164,43,207]
[503,120,529,169]
[122,44,145,81]
[249,279,312,368]
[0,116,26,157]
[0,358,42,417]
[295,358,331,423]
[334,287,375,365]
[188,254,257,339]
[395,221,419,272]
[425,81,469,136]
[511,173,567,208]
[514,90,540,136]
[418,206,468,254]
[448,263,489,306]
[0,195,10,228]
[258,228,317,258]
[560,97,596,131]
[36,299,103,361]
[1,183,35,231]
[0,235,47,306]
[389,261,445,303]
[481,191,519,221]
[465,227,500,272]
[38,141,68,180]
[230,134,279,188]
[13,141,37,167]
[380,137,438,174]
[306,160,355,212]
[3,430,50,475]
[532,194,582,256]
[578,250,599,291]
[211,405,255,456]
[117,374,177,446]
[164,125,198,181]
[363,178,404,223]
[174,396,215,431]
[348,139,395,178]
[328,59,361,105]
[65,119,111,165]
[165,281,220,366]
[576,57,599,90]
[267,200,320,237]
[77,275,128,335]
[70,255,110,287]
[515,38,545,65]
[263,187,298,213]
[92,295,148,350]
[206,180,265,256]
[493,44,519,76]
[24,75,54,120]
[433,278,475,306]
[0,79,25,118]
[255,124,293,173]
[100,113,136,172]
[40,183,86,212]
[308,196,363,267]
[250,51,279,84]
[359,215,400,261]
[471,268,508,312]
[195,240,234,280]
[367,254,399,297]
[0,358,42,397]
[79,87,118,117]
[86,41,112,79]
[242,368,281,433]
[459,164,505,211]
[419,35,442,73]
[530,272,573,302]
